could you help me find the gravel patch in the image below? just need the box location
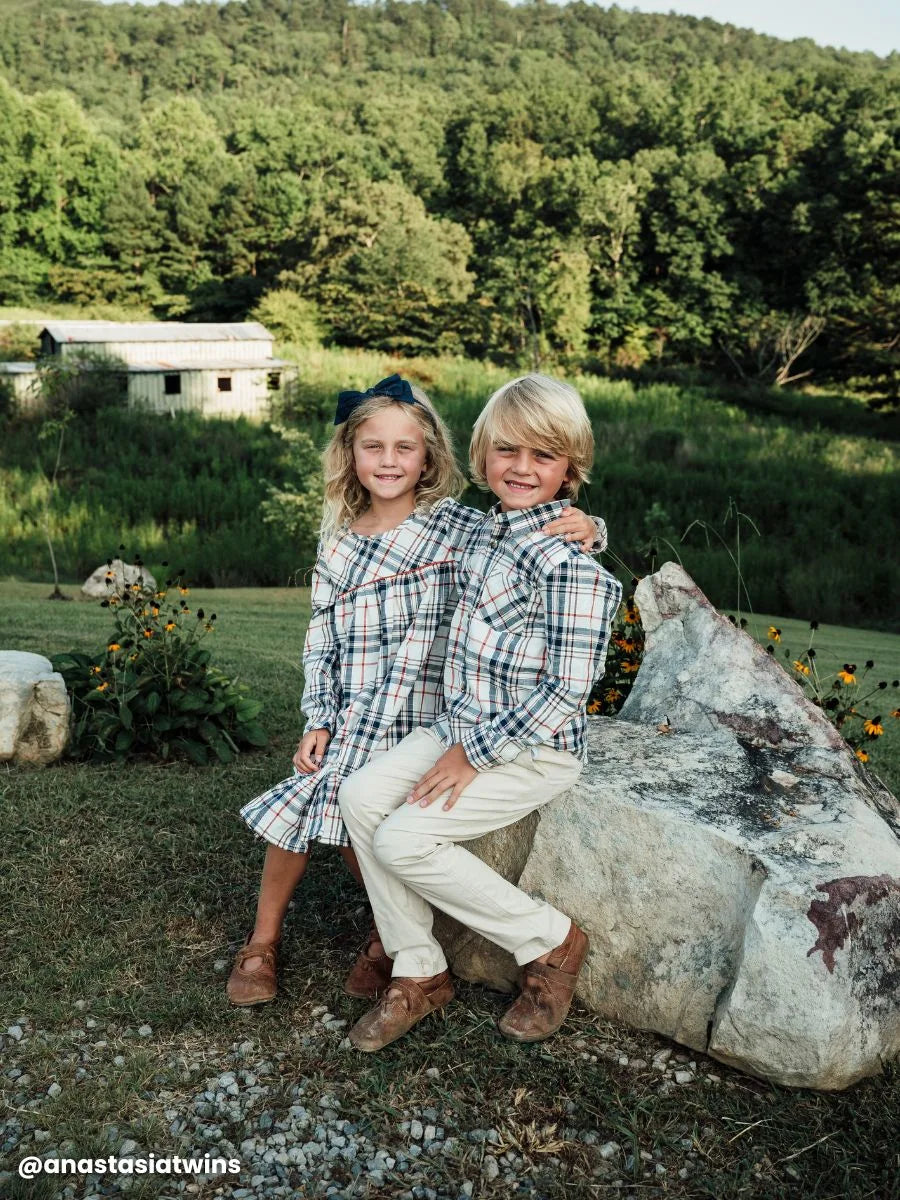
[0,1012,722,1198]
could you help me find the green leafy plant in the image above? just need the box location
[768,623,900,763]
[588,590,644,716]
[52,559,267,764]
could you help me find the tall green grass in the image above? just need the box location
[2,347,897,629]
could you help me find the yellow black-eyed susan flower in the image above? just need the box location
[130,583,140,593]
[105,570,114,582]
[204,622,214,632]
[837,665,857,685]
[143,629,154,639]
[90,665,102,676]
[182,608,190,615]
[587,699,601,714]
[165,621,176,632]
[107,643,120,652]
[793,660,810,676]
[141,607,149,616]
[179,586,190,596]
[128,652,138,662]
[604,688,623,703]
[864,718,884,737]
[623,603,639,624]
[155,590,165,599]
[855,747,869,763]
[621,659,639,674]
[768,626,781,642]
[891,709,900,720]
[95,681,109,692]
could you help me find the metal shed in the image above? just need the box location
[33,321,293,418]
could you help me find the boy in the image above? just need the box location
[338,374,622,1050]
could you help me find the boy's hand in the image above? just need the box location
[294,728,331,773]
[542,507,597,552]
[408,743,477,811]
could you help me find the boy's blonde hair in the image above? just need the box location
[469,373,594,500]
[321,385,465,542]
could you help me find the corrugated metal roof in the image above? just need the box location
[41,321,273,343]
[126,358,291,373]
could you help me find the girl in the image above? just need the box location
[228,374,601,1005]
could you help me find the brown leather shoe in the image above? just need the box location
[348,971,455,1052]
[226,937,280,1006]
[344,928,394,1000]
[497,921,588,1043]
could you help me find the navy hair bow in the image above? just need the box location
[334,374,417,425]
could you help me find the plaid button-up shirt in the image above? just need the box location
[431,499,622,770]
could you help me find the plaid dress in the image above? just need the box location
[240,497,485,852]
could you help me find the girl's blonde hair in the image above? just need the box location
[469,373,594,499]
[320,385,465,542]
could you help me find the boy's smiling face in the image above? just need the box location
[485,442,571,511]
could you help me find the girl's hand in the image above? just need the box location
[543,507,601,552]
[407,743,477,811]
[294,728,331,773]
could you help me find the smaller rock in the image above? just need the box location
[770,770,799,789]
[410,1119,424,1141]
[481,1156,500,1182]
[674,1071,695,1085]
[6,1026,23,1042]
[137,1025,152,1038]
[48,1083,62,1099]
[598,1141,620,1160]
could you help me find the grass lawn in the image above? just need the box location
[1,581,898,1199]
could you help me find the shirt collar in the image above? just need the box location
[488,498,570,537]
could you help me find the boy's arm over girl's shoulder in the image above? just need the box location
[460,550,622,771]
[300,557,343,735]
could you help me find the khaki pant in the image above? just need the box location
[338,727,582,977]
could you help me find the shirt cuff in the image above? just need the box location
[591,516,608,553]
[460,724,521,771]
[302,709,334,735]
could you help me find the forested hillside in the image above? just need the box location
[0,0,897,393]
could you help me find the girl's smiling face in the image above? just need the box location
[485,442,571,510]
[352,406,428,506]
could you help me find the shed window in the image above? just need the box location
[217,376,232,392]
[267,371,282,391]
[164,374,181,395]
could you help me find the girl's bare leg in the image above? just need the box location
[241,844,311,970]
[339,845,386,959]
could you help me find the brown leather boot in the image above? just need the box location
[344,928,394,1000]
[226,936,280,1006]
[348,971,455,1052]
[497,921,588,1043]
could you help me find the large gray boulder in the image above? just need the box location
[438,563,900,1090]
[0,650,70,765]
[82,558,157,600]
